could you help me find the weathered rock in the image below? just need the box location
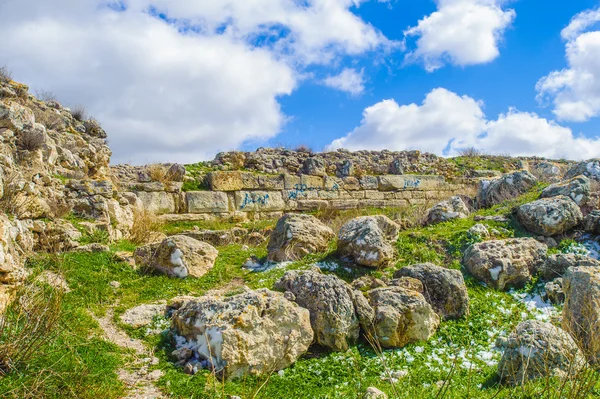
[165,163,186,182]
[0,214,33,284]
[564,159,600,181]
[388,277,424,294]
[541,253,600,280]
[120,303,166,328]
[497,320,585,386]
[267,214,334,262]
[479,170,537,208]
[363,387,388,399]
[352,275,387,291]
[541,175,590,206]
[338,215,400,268]
[135,235,218,278]
[72,243,110,253]
[366,286,440,348]
[393,263,469,319]
[468,223,490,238]
[171,289,313,380]
[274,268,360,351]
[583,210,600,234]
[426,196,469,225]
[516,196,582,236]
[562,266,600,365]
[463,238,547,290]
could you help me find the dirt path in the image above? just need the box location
[95,308,167,399]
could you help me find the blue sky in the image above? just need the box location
[1,0,600,163]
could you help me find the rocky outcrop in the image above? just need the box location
[541,253,600,280]
[583,210,600,234]
[0,214,33,286]
[515,196,582,236]
[467,223,490,238]
[170,289,313,380]
[564,159,600,181]
[497,320,585,386]
[463,238,547,290]
[267,214,334,262]
[478,170,537,208]
[562,266,600,365]
[541,175,590,206]
[274,268,360,351]
[338,215,400,268]
[134,235,218,278]
[393,263,469,320]
[425,196,470,225]
[365,286,439,348]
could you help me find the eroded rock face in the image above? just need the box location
[463,238,547,290]
[366,286,439,348]
[426,196,470,225]
[478,170,537,208]
[542,253,600,280]
[516,196,583,236]
[562,266,600,365]
[267,214,334,262]
[135,235,218,278]
[541,175,590,206]
[0,214,33,285]
[393,263,469,320]
[170,289,313,380]
[564,159,600,181]
[338,215,400,268]
[274,268,360,351]
[583,210,600,234]
[497,320,585,386]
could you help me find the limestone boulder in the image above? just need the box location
[541,253,600,280]
[516,196,582,236]
[463,238,547,290]
[393,263,469,319]
[338,215,400,268]
[274,268,360,351]
[541,175,590,206]
[583,210,600,234]
[170,289,313,380]
[497,320,585,386]
[366,286,440,348]
[478,170,537,208]
[564,159,600,181]
[120,303,166,328]
[0,214,33,284]
[562,266,600,365]
[135,235,218,278]
[543,278,565,305]
[426,196,470,225]
[267,214,334,262]
[467,223,490,238]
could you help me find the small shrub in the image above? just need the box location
[458,146,482,158]
[147,164,169,184]
[0,282,63,374]
[34,89,57,102]
[295,145,313,154]
[18,128,46,151]
[129,208,165,245]
[70,105,87,122]
[0,66,12,83]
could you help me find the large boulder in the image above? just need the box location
[478,170,537,208]
[134,235,218,278]
[463,238,547,290]
[515,196,582,236]
[170,289,313,380]
[274,268,360,351]
[393,263,469,319]
[425,196,470,225]
[497,320,585,386]
[365,286,439,348]
[541,175,590,206]
[267,214,334,262]
[583,210,600,234]
[564,159,600,181]
[541,253,600,280]
[0,214,33,285]
[562,266,600,365]
[338,215,400,268]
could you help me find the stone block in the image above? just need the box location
[297,200,329,211]
[330,199,358,210]
[258,174,285,190]
[186,191,230,213]
[378,175,445,191]
[208,171,244,191]
[234,191,285,212]
[136,191,177,214]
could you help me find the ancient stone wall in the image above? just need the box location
[130,170,479,220]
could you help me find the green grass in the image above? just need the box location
[1,184,598,398]
[161,218,274,235]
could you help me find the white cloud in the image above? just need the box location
[404,0,515,71]
[328,88,600,160]
[322,68,365,95]
[536,7,600,122]
[0,0,392,164]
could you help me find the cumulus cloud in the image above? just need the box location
[536,6,600,122]
[322,68,366,95]
[328,88,600,160]
[404,0,515,71]
[0,0,392,164]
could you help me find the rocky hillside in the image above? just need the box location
[1,78,600,399]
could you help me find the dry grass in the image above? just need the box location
[46,198,73,219]
[128,208,165,245]
[147,164,169,184]
[70,105,87,122]
[0,282,63,374]
[0,66,12,84]
[18,128,46,151]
